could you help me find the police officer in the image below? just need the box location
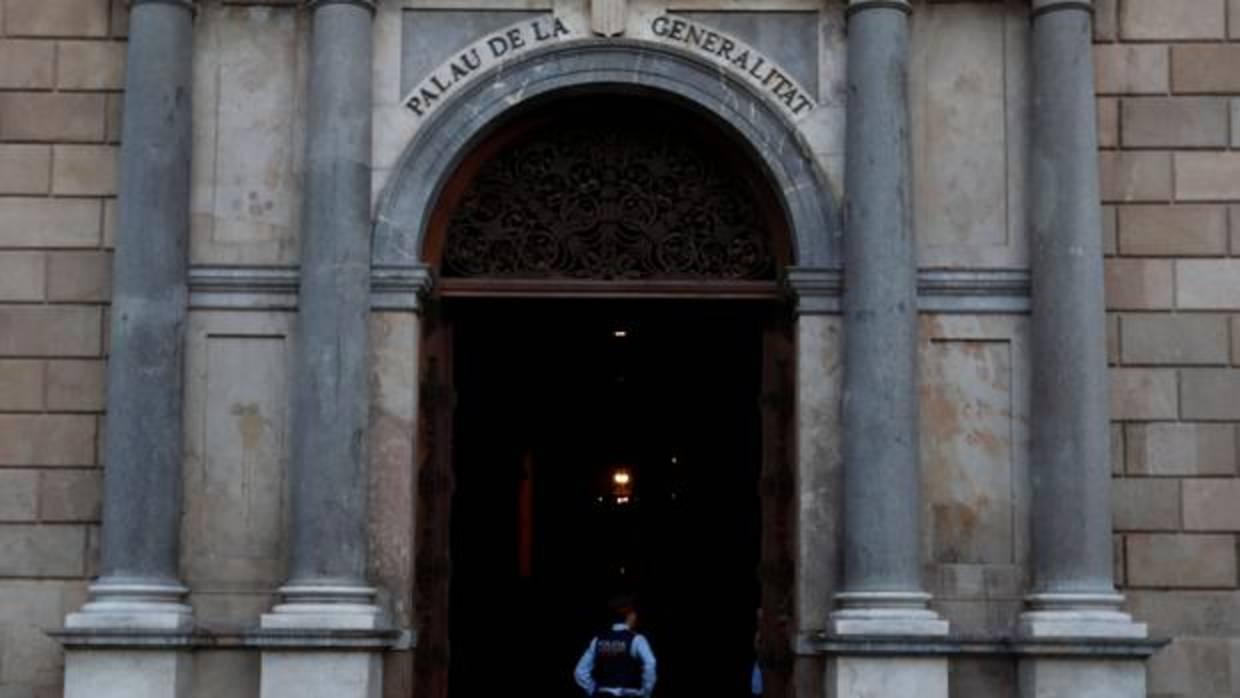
[574,596,657,697]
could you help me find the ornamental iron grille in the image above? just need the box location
[441,115,777,281]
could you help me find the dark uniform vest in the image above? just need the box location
[592,628,643,691]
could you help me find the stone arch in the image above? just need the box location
[373,38,840,271]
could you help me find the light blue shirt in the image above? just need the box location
[574,624,657,696]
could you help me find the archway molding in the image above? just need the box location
[373,38,841,272]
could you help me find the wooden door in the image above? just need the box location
[413,308,455,698]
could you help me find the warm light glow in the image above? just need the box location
[613,329,629,338]
[612,470,631,486]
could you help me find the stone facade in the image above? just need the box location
[0,0,1234,697]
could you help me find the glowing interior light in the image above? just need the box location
[613,470,631,486]
[613,329,629,338]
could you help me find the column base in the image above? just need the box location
[1018,656,1146,698]
[1018,593,1149,698]
[829,591,950,637]
[1019,593,1147,639]
[825,592,949,698]
[259,584,388,698]
[64,579,193,630]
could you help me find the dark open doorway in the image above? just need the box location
[445,298,769,697]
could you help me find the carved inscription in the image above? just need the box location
[404,15,574,119]
[649,15,817,119]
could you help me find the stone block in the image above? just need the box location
[0,144,51,196]
[56,40,125,90]
[0,415,96,467]
[1183,479,1240,531]
[1127,534,1237,588]
[1094,0,1117,41]
[1181,369,1240,420]
[1122,97,1230,148]
[0,524,86,576]
[1233,99,1240,148]
[827,656,947,698]
[1117,204,1228,257]
[3,0,109,37]
[0,251,46,301]
[1112,478,1180,532]
[1111,423,1124,475]
[1120,0,1226,39]
[1233,0,1240,38]
[0,470,39,521]
[191,651,260,698]
[1101,205,1117,256]
[38,469,102,522]
[111,0,128,38]
[64,651,190,698]
[1099,151,1171,203]
[260,651,383,698]
[1104,259,1173,309]
[0,306,101,357]
[1125,590,1240,637]
[1177,260,1240,310]
[0,360,44,410]
[1109,368,1178,420]
[0,198,101,248]
[1019,657,1145,698]
[1120,313,1229,365]
[0,93,106,142]
[105,93,123,144]
[1097,98,1118,148]
[0,40,55,89]
[46,251,112,302]
[45,360,105,412]
[1234,316,1240,363]
[1175,153,1240,201]
[1094,44,1169,95]
[1172,45,1240,93]
[1106,312,1119,364]
[51,145,118,197]
[1127,423,1237,476]
[1147,636,1233,696]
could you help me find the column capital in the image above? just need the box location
[1031,0,1092,16]
[846,0,912,16]
[305,0,377,11]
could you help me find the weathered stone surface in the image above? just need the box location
[949,656,1017,698]
[1122,97,1230,148]
[0,144,51,195]
[0,360,44,410]
[1109,368,1178,420]
[1094,0,1118,40]
[1094,44,1168,95]
[0,470,39,521]
[0,415,97,466]
[1177,260,1240,309]
[56,40,126,90]
[1099,151,1171,202]
[191,651,260,698]
[0,93,107,142]
[1232,0,1240,37]
[46,360,106,411]
[1019,657,1145,698]
[1112,478,1180,532]
[1181,369,1240,419]
[1127,534,1237,588]
[1127,423,1237,476]
[0,306,101,358]
[39,469,102,522]
[1117,204,1228,256]
[1234,315,1240,364]
[0,251,46,301]
[1126,590,1240,638]
[4,0,109,37]
[52,145,118,196]
[1120,313,1229,365]
[0,39,55,89]
[1173,45,1240,93]
[1104,259,1173,309]
[0,198,101,248]
[1232,98,1240,148]
[1147,636,1234,696]
[0,525,87,576]
[1096,97,1118,148]
[1120,0,1226,39]
[1182,479,1240,531]
[1175,153,1240,201]
[46,252,112,303]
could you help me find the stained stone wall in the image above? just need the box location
[0,1,1237,697]
[1095,1,1240,695]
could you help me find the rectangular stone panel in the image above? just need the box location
[0,306,101,357]
[1120,0,1226,40]
[1180,369,1240,420]
[1120,313,1229,365]
[1127,534,1237,588]
[0,360,44,410]
[1175,153,1240,201]
[38,468,102,522]
[1094,44,1169,95]
[1125,590,1240,637]
[0,93,106,142]
[1099,151,1172,202]
[46,251,112,303]
[0,524,86,576]
[0,470,39,521]
[0,144,51,195]
[1104,258,1173,310]
[1172,45,1240,93]
[45,359,106,411]
[1117,204,1228,257]
[1183,479,1240,531]
[1126,423,1237,476]
[0,39,55,89]
[1177,260,1240,309]
[0,251,46,301]
[1147,636,1235,696]
[52,145,118,196]
[0,198,101,248]
[0,414,96,466]
[1121,97,1230,148]
[56,40,126,90]
[3,0,109,37]
[1112,478,1180,532]
[1109,368,1178,420]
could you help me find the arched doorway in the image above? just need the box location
[412,95,798,698]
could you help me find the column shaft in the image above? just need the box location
[89,0,195,616]
[1028,0,1115,599]
[839,0,922,600]
[285,0,376,593]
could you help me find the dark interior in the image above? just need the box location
[447,299,766,697]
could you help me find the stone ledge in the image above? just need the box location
[49,627,413,651]
[796,633,1166,658]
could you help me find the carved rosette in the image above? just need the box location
[442,120,775,282]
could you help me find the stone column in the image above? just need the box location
[828,1,947,694]
[61,1,197,696]
[260,2,385,695]
[1020,1,1147,694]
